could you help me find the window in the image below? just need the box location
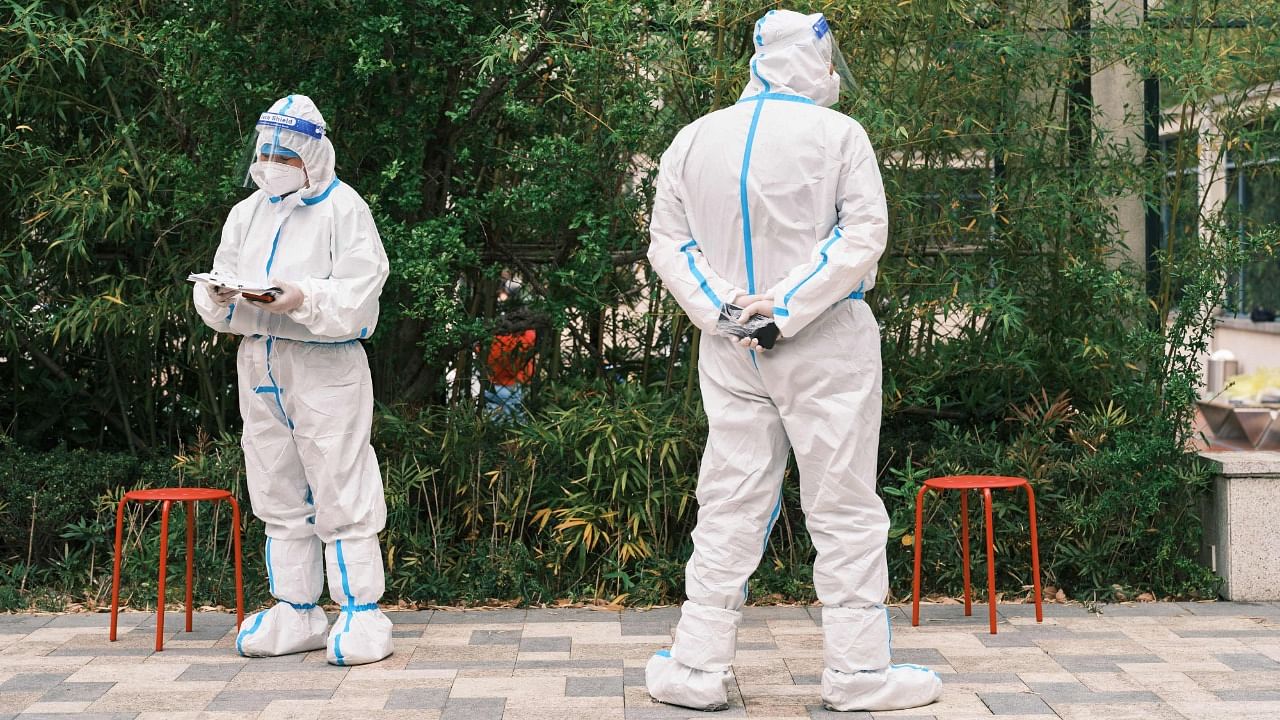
[1158,134,1200,255]
[1155,133,1200,300]
[1224,126,1280,315]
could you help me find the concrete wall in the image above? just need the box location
[1200,451,1280,600]
[1210,320,1280,376]
[1200,318,1280,398]
[1093,0,1148,269]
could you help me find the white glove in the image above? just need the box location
[205,283,237,306]
[732,292,770,307]
[736,294,775,351]
[249,279,304,315]
[737,296,775,322]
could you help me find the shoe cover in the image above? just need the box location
[324,537,393,666]
[821,665,943,712]
[670,601,741,672]
[326,603,393,666]
[822,605,891,673]
[235,602,328,657]
[236,536,328,657]
[645,649,730,712]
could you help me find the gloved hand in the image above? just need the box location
[250,279,304,315]
[206,283,237,306]
[737,297,775,323]
[736,298,777,351]
[715,294,780,351]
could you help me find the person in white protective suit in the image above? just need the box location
[644,10,943,713]
[193,95,393,666]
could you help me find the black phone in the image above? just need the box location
[752,322,780,350]
[717,303,780,349]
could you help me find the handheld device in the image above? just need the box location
[238,289,279,303]
[717,303,781,350]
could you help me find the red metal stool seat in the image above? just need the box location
[109,488,245,651]
[911,475,1043,634]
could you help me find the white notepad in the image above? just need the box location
[187,272,280,299]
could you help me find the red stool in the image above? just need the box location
[911,475,1042,634]
[109,488,245,651]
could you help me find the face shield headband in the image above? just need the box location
[814,15,860,102]
[257,112,326,141]
[241,112,327,189]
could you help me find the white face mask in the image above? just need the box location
[813,69,840,108]
[249,162,306,196]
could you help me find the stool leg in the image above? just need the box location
[1025,483,1044,623]
[185,501,194,633]
[157,500,172,652]
[228,496,245,630]
[960,490,972,617]
[982,488,997,635]
[912,485,927,627]
[109,497,128,642]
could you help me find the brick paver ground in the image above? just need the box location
[2,602,1279,719]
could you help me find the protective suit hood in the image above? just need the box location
[255,94,337,200]
[739,10,840,107]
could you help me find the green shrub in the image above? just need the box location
[0,433,263,612]
[0,437,168,567]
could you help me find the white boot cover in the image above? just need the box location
[820,605,941,711]
[822,666,943,712]
[325,537,393,666]
[645,650,731,712]
[670,601,741,672]
[822,605,891,673]
[236,536,327,657]
[645,601,741,711]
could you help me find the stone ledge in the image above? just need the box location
[1200,451,1280,601]
[1199,451,1280,477]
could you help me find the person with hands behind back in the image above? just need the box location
[643,9,941,713]
[193,94,394,667]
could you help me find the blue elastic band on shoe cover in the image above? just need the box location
[891,662,941,678]
[235,611,267,656]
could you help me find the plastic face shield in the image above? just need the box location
[814,15,859,103]
[240,111,326,187]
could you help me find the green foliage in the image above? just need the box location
[0,433,258,611]
[377,381,704,605]
[0,436,165,565]
[5,1,1280,607]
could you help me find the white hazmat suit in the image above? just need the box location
[194,95,393,666]
[644,11,941,712]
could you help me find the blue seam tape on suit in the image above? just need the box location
[331,539,355,666]
[264,227,283,277]
[743,489,785,601]
[302,178,340,205]
[263,337,294,430]
[679,239,722,307]
[784,228,843,306]
[740,100,767,294]
[737,92,816,105]
[265,538,276,596]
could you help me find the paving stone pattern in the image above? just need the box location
[1,603,1279,718]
